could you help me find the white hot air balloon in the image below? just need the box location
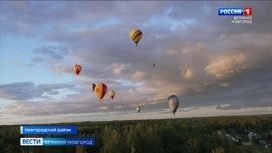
[109,90,115,100]
[136,107,140,113]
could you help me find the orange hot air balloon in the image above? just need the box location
[109,90,115,100]
[95,83,107,102]
[74,65,82,76]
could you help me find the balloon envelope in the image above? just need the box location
[91,83,96,92]
[109,90,115,100]
[167,95,179,116]
[130,29,142,46]
[95,83,107,102]
[74,65,82,76]
[136,107,140,113]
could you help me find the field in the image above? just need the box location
[1,115,272,153]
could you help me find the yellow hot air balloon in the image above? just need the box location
[130,29,142,46]
[109,90,115,100]
[74,65,82,76]
[95,83,107,102]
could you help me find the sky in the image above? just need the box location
[0,1,272,125]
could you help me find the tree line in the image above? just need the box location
[1,115,272,153]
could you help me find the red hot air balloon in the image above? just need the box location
[74,65,82,76]
[94,83,107,102]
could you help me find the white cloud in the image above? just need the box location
[151,93,168,101]
[151,33,170,40]
[131,71,145,81]
[107,63,130,75]
[164,42,205,56]
[128,89,136,94]
[205,52,254,78]
[182,68,194,79]
[181,42,204,53]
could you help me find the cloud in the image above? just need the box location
[2,106,272,125]
[219,83,229,87]
[0,82,80,100]
[131,71,145,81]
[163,42,205,56]
[107,62,130,75]
[34,46,66,60]
[1,1,272,124]
[151,33,170,40]
[205,52,255,78]
[31,46,72,66]
[99,106,109,110]
[182,68,194,79]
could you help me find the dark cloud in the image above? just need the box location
[0,82,80,100]
[34,46,68,60]
[0,1,170,37]
[32,57,46,64]
[30,46,73,69]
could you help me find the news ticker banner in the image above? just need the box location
[20,126,77,135]
[218,8,253,24]
[20,138,95,146]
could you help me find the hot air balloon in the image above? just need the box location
[95,83,107,102]
[167,95,179,116]
[91,83,96,92]
[74,65,82,76]
[109,90,115,100]
[153,64,155,67]
[136,107,140,113]
[130,29,142,46]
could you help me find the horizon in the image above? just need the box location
[1,106,271,125]
[0,1,272,125]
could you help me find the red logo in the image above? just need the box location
[244,8,252,16]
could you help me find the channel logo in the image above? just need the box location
[20,138,95,146]
[218,8,252,16]
[20,138,43,146]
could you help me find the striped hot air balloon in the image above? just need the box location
[74,65,82,76]
[130,29,143,46]
[167,95,179,116]
[95,83,107,102]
